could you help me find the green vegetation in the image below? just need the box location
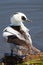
[18,59,43,65]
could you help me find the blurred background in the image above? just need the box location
[0,0,43,59]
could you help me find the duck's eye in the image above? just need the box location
[21,16,26,21]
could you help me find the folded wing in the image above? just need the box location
[3,26,25,41]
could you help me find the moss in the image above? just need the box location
[18,59,43,65]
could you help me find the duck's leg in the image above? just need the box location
[11,49,13,56]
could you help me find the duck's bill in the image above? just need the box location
[26,19,32,22]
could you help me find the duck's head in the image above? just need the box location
[10,12,32,26]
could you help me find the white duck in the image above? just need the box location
[3,12,40,55]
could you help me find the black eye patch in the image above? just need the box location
[21,16,26,20]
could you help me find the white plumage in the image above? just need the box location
[3,26,26,41]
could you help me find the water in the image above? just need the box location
[0,0,43,58]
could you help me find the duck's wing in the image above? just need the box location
[3,26,25,41]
